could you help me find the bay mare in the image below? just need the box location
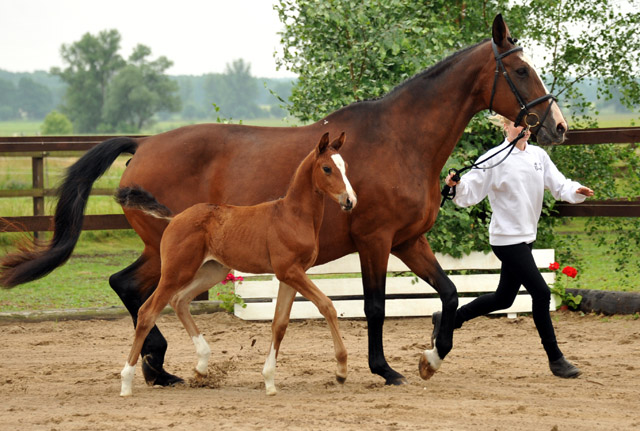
[0,15,567,386]
[116,133,355,396]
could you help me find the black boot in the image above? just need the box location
[549,356,581,378]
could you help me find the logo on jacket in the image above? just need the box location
[533,162,543,172]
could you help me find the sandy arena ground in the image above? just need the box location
[0,310,638,431]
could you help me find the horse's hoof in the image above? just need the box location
[419,349,441,381]
[193,368,208,379]
[265,385,278,396]
[336,374,347,384]
[385,375,409,386]
[142,356,184,387]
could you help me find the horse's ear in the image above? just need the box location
[492,13,511,48]
[331,132,346,151]
[317,132,330,154]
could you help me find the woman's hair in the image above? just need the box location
[488,114,512,129]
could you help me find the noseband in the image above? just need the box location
[488,40,557,130]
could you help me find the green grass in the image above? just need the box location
[553,218,639,292]
[0,231,143,312]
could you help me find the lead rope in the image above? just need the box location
[440,128,527,207]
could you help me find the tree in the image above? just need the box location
[51,29,125,132]
[102,45,181,132]
[0,78,17,120]
[17,77,53,119]
[275,0,640,283]
[276,0,506,122]
[41,110,73,135]
[217,59,262,119]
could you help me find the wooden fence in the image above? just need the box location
[233,249,557,320]
[0,127,638,232]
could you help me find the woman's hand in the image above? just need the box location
[576,187,594,197]
[445,172,460,187]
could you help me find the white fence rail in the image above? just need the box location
[234,249,557,321]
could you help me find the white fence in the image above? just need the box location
[234,249,557,321]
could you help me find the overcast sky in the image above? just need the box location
[0,0,295,78]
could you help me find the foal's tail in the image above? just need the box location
[0,137,138,288]
[115,186,174,221]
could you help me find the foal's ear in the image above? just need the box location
[492,13,511,48]
[330,132,346,151]
[317,132,330,154]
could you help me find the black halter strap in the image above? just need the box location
[440,39,559,208]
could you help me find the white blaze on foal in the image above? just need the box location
[331,154,357,205]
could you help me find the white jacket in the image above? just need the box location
[453,139,587,246]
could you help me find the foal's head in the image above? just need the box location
[313,132,357,212]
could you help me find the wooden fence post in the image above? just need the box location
[32,154,45,239]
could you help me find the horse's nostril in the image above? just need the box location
[557,123,566,135]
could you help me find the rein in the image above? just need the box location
[440,39,557,208]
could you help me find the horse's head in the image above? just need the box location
[314,132,357,212]
[486,14,567,145]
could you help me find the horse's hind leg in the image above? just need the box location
[280,268,348,386]
[110,252,183,386]
[170,261,230,377]
[262,281,297,395]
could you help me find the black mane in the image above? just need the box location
[369,38,491,102]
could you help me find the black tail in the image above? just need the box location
[115,186,173,220]
[0,137,138,288]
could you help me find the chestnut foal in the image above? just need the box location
[115,132,356,397]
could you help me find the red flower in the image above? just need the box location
[562,266,578,278]
[549,262,560,271]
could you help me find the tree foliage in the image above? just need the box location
[41,110,73,135]
[102,45,180,132]
[275,0,640,284]
[51,30,180,133]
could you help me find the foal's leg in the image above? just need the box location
[120,279,179,397]
[279,268,348,386]
[120,237,206,396]
[262,281,297,395]
[170,260,230,377]
[393,236,458,380]
[109,252,183,386]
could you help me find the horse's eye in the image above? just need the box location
[516,67,528,77]
[322,166,332,174]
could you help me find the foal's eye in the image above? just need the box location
[322,166,332,174]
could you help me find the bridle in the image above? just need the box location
[440,39,558,207]
[488,39,557,130]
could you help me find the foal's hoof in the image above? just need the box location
[336,374,347,384]
[193,368,208,379]
[419,348,442,381]
[142,356,184,387]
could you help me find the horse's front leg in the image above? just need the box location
[393,235,458,380]
[357,243,408,385]
[262,281,297,396]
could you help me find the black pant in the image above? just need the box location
[454,242,563,361]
